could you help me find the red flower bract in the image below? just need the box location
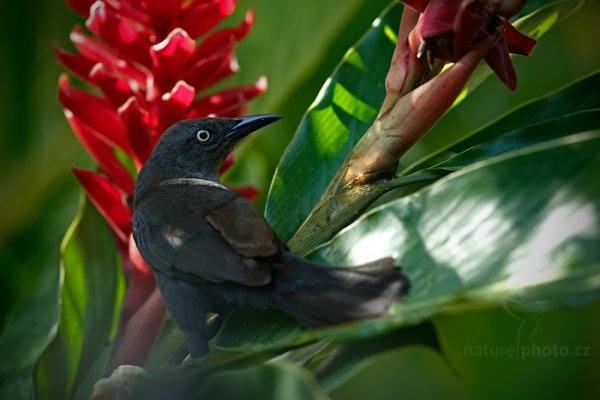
[58,0,266,366]
[401,0,536,90]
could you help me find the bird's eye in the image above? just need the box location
[196,130,211,142]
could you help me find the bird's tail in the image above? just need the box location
[273,253,410,327]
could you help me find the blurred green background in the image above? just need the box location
[1,0,599,398]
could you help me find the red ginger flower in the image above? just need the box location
[363,1,537,182]
[57,0,266,366]
[400,0,537,90]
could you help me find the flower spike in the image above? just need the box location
[398,0,536,90]
[60,0,267,368]
[178,0,237,39]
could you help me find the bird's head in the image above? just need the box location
[143,114,281,182]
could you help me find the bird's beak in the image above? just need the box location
[225,114,282,142]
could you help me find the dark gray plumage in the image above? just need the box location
[132,115,410,357]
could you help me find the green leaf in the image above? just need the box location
[0,262,60,399]
[313,323,439,392]
[265,1,583,242]
[316,132,600,317]
[434,303,600,399]
[199,362,329,400]
[34,198,124,400]
[223,0,391,209]
[404,71,600,176]
[515,0,587,39]
[385,108,600,195]
[228,0,390,115]
[327,346,466,400]
[430,109,600,171]
[214,132,600,354]
[265,3,401,240]
[130,349,323,400]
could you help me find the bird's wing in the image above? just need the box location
[206,196,279,258]
[134,183,276,287]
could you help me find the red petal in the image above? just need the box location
[502,19,537,56]
[70,26,147,84]
[118,97,155,165]
[220,154,234,174]
[86,2,152,67]
[66,110,135,195]
[140,0,182,15]
[187,76,267,118]
[452,5,485,59]
[118,238,156,321]
[129,236,153,276]
[231,185,260,201]
[150,28,196,78]
[419,0,462,41]
[72,168,132,242]
[193,9,253,61]
[482,31,517,90]
[59,74,132,154]
[141,0,182,38]
[124,0,144,9]
[184,52,238,92]
[157,80,196,133]
[66,0,96,17]
[89,63,135,106]
[55,47,96,83]
[104,0,151,26]
[383,6,424,107]
[400,0,430,12]
[178,0,237,39]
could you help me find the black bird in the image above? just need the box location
[132,114,410,357]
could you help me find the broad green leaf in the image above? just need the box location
[229,0,390,115]
[327,346,466,400]
[0,263,60,399]
[434,303,600,399]
[515,0,587,39]
[224,0,390,209]
[34,198,124,400]
[214,132,600,354]
[428,109,600,172]
[313,323,439,392]
[385,108,600,195]
[265,3,402,240]
[199,362,329,400]
[130,349,304,400]
[404,71,600,175]
[265,1,584,242]
[517,0,577,18]
[316,132,600,311]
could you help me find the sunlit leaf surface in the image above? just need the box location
[265,1,584,241]
[216,133,600,354]
[265,3,402,241]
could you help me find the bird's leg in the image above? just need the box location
[154,274,215,358]
[181,328,209,357]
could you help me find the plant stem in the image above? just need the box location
[288,32,501,255]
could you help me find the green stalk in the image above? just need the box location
[288,32,501,255]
